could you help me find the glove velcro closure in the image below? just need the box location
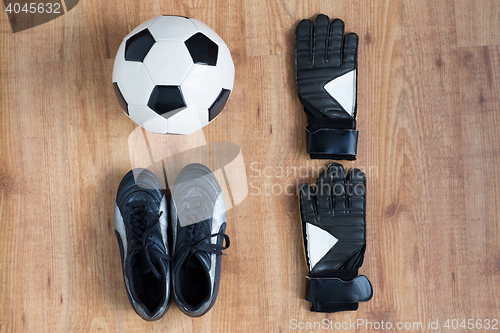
[306,127,358,160]
[305,274,373,313]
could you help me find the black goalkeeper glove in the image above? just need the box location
[299,163,372,312]
[295,14,359,160]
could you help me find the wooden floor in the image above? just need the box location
[1,0,499,332]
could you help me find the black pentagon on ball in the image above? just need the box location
[209,89,231,121]
[125,29,156,62]
[113,82,129,115]
[185,32,219,66]
[148,85,187,116]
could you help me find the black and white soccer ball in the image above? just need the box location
[112,15,235,134]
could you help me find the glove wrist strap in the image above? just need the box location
[306,127,358,160]
[305,275,373,313]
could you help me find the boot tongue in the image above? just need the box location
[193,250,211,272]
[134,249,154,274]
[182,250,210,273]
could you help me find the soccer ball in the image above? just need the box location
[112,15,235,134]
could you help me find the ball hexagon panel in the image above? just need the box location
[180,64,222,109]
[143,41,193,86]
[116,62,155,105]
[125,29,156,62]
[124,16,161,40]
[112,41,126,83]
[190,19,226,47]
[216,45,235,91]
[167,107,208,135]
[148,16,198,42]
[184,33,219,66]
[148,85,187,117]
[128,105,168,134]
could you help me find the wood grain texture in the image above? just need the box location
[0,0,499,332]
[455,0,500,47]
[244,1,351,57]
[350,0,406,324]
[400,0,470,325]
[458,45,500,320]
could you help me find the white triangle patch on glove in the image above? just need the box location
[306,222,339,270]
[323,69,356,116]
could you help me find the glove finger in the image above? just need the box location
[315,166,332,218]
[343,32,359,68]
[328,163,347,214]
[347,168,366,212]
[299,183,318,224]
[312,14,330,66]
[327,18,344,67]
[295,19,312,68]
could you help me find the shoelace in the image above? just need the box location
[182,222,230,270]
[126,201,170,279]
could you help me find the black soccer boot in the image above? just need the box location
[114,168,171,321]
[170,163,230,317]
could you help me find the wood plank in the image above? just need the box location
[0,28,47,333]
[401,0,471,326]
[247,53,318,331]
[348,0,406,326]
[36,59,98,332]
[195,2,261,332]
[458,45,500,320]
[455,0,500,47]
